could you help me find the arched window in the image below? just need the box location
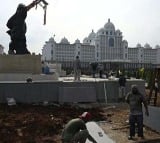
[109,38,114,47]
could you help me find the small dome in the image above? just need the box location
[83,37,89,44]
[49,37,55,42]
[116,29,120,33]
[75,39,80,43]
[136,43,142,47]
[155,45,160,49]
[60,37,70,44]
[88,30,96,39]
[123,40,128,44]
[104,19,115,31]
[97,28,105,35]
[144,43,151,49]
[83,37,88,41]
[116,29,122,36]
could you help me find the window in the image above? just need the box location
[110,31,112,35]
[106,31,108,35]
[125,53,127,58]
[109,38,114,47]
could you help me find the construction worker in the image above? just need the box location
[118,72,126,102]
[74,56,81,81]
[62,112,97,143]
[154,78,159,106]
[126,85,149,140]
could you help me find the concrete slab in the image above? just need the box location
[86,121,115,143]
[143,106,160,133]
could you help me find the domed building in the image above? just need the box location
[42,35,95,63]
[42,19,160,73]
[84,18,128,61]
[42,19,129,71]
[83,30,96,45]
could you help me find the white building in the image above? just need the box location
[42,19,160,65]
[42,37,95,62]
[84,19,128,62]
[128,43,160,64]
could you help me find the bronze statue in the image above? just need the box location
[6,0,48,55]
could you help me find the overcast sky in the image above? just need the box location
[1,0,160,54]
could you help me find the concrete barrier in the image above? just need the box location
[143,106,160,133]
[0,79,145,103]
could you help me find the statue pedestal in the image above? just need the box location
[0,55,58,81]
[0,55,41,74]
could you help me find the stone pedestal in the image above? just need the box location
[0,55,41,74]
[0,55,59,81]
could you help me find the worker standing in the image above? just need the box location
[118,73,126,102]
[126,85,149,141]
[154,78,159,106]
[74,56,81,81]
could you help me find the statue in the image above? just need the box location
[6,0,48,55]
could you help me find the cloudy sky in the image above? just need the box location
[0,0,160,54]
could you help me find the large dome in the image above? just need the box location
[104,19,115,31]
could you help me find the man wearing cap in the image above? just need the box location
[62,112,97,143]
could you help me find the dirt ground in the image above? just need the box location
[99,104,160,143]
[0,93,160,143]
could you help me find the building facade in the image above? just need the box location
[42,19,160,72]
[83,19,128,62]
